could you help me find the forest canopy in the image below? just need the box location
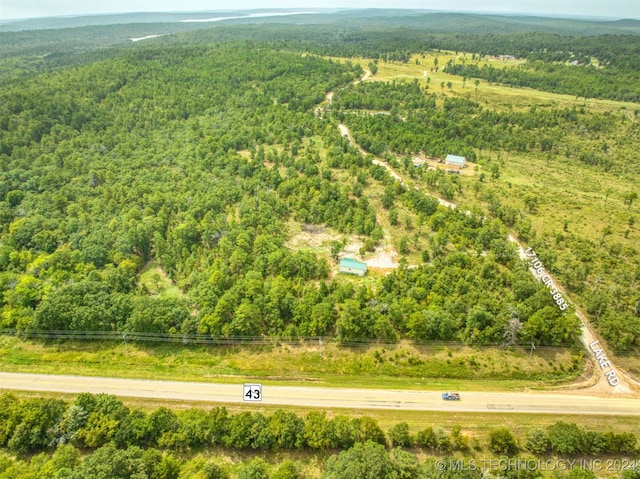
[1,18,638,353]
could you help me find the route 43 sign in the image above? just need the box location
[243,383,262,401]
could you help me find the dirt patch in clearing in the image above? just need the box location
[286,223,342,251]
[341,238,399,270]
[286,222,399,272]
[365,245,399,269]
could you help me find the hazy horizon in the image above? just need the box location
[2,0,639,21]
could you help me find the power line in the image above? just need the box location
[0,329,576,350]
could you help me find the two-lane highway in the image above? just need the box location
[1,372,638,415]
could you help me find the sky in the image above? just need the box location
[1,0,639,20]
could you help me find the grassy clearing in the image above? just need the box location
[461,151,638,249]
[285,221,341,261]
[368,52,640,112]
[139,261,184,298]
[0,336,583,391]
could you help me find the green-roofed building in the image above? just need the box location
[339,258,367,276]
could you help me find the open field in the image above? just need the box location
[357,53,639,247]
[368,52,640,111]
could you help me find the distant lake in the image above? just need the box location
[181,11,318,23]
[130,34,167,42]
[130,11,318,42]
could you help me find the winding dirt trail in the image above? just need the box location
[356,68,372,84]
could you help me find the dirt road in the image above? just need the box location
[338,123,454,209]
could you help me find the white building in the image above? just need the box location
[445,154,466,169]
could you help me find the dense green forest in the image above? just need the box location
[2,13,639,99]
[0,393,637,478]
[0,15,639,356]
[0,40,587,347]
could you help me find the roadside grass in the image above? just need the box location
[0,336,583,391]
[614,351,640,381]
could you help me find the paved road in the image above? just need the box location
[1,372,638,415]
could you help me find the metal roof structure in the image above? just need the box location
[339,258,367,276]
[445,154,466,167]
